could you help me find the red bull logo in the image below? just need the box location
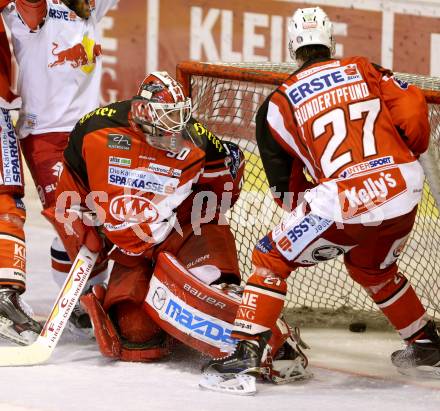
[48,34,102,74]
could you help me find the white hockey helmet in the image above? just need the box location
[288,7,335,60]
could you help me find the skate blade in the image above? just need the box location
[396,365,440,379]
[270,360,313,384]
[0,317,37,346]
[199,373,257,396]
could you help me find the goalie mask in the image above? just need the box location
[288,7,335,60]
[131,72,192,153]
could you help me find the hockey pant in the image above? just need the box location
[0,109,26,292]
[232,203,428,344]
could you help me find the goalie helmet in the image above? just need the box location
[131,71,192,153]
[288,7,335,60]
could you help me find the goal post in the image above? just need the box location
[176,61,440,328]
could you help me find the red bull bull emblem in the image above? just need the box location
[48,34,102,74]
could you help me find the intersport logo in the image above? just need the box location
[109,195,159,224]
[338,168,407,217]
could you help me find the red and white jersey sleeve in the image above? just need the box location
[372,65,430,157]
[0,1,20,109]
[267,56,430,223]
[2,0,118,138]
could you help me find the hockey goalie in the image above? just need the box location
[45,72,310,384]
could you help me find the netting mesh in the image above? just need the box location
[183,62,440,327]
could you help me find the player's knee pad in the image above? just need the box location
[0,194,26,228]
[232,272,287,338]
[145,251,242,357]
[51,235,108,288]
[0,196,27,291]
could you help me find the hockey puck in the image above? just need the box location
[349,322,367,333]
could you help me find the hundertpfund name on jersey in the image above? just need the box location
[108,166,179,194]
[287,64,370,126]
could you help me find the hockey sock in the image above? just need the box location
[51,236,72,286]
[371,273,427,342]
[232,272,287,340]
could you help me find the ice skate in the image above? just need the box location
[391,320,440,378]
[199,331,271,395]
[0,287,42,346]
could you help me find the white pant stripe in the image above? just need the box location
[398,315,428,340]
[0,234,25,246]
[0,267,25,283]
[376,282,410,309]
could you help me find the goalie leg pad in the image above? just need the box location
[80,285,121,359]
[146,251,311,380]
[106,262,169,360]
[82,281,169,362]
[145,252,240,357]
[262,318,311,384]
[115,301,162,343]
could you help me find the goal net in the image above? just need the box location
[176,62,440,328]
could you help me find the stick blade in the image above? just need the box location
[0,338,51,366]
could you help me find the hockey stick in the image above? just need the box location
[0,245,98,366]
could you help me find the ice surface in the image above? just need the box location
[0,200,439,411]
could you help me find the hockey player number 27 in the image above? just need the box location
[312,98,380,177]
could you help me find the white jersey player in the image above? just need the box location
[0,0,41,345]
[2,0,118,331]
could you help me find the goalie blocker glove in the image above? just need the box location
[0,287,42,346]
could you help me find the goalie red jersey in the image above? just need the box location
[55,99,244,264]
[48,93,249,362]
